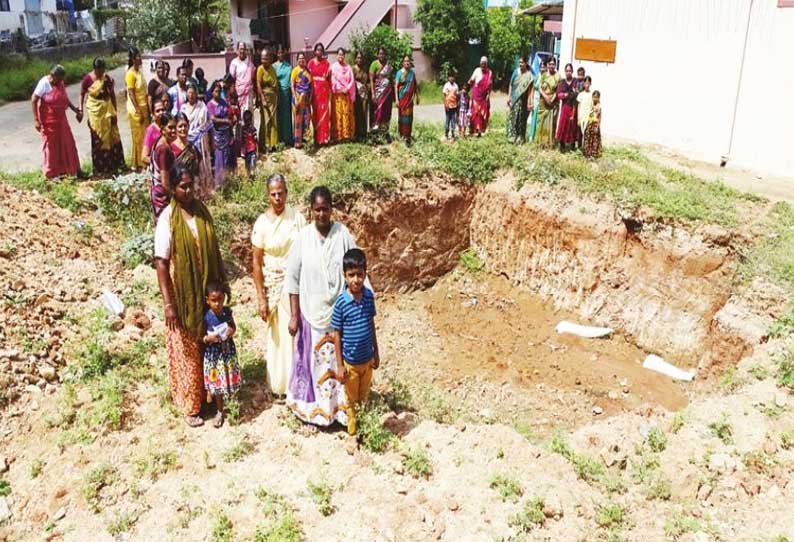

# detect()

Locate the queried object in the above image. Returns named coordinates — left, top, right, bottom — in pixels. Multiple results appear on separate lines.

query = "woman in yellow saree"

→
left=256, top=49, right=279, bottom=153
left=80, top=57, right=125, bottom=175
left=125, top=47, right=150, bottom=171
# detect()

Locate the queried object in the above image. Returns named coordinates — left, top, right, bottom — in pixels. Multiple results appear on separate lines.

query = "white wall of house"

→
left=0, top=0, right=59, bottom=36
left=559, top=0, right=794, bottom=177
left=287, top=0, right=339, bottom=53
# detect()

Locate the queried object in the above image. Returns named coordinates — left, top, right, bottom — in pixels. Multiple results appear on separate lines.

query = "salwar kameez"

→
left=251, top=206, right=306, bottom=395
left=125, top=67, right=150, bottom=170
left=331, top=61, right=355, bottom=143
left=256, top=64, right=279, bottom=152
left=274, top=61, right=294, bottom=146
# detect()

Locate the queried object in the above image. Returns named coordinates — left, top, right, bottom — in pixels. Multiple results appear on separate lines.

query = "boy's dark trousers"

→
left=445, top=108, right=459, bottom=138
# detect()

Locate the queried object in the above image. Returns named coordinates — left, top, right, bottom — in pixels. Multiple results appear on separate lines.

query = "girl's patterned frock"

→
left=203, top=307, right=242, bottom=397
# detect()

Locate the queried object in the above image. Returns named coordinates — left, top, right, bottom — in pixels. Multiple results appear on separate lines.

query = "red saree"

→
left=308, top=58, right=331, bottom=145
left=470, top=68, right=492, bottom=135
left=38, top=79, right=80, bottom=178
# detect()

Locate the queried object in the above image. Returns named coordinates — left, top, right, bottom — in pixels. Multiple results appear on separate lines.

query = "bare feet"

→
left=185, top=415, right=204, bottom=427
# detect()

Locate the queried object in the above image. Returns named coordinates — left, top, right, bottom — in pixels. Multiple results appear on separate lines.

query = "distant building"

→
left=558, top=0, right=794, bottom=177
left=0, top=0, right=73, bottom=37
left=229, top=0, right=431, bottom=79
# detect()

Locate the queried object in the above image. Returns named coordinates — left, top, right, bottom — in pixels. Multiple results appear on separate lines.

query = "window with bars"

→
left=0, top=0, right=10, bottom=12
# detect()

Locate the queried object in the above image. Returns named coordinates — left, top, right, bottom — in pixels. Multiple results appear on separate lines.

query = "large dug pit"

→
left=337, top=179, right=761, bottom=422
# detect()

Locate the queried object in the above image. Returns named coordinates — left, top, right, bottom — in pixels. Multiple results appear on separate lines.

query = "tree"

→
left=349, top=24, right=414, bottom=66
left=125, top=0, right=229, bottom=52
left=486, top=1, right=543, bottom=88
left=414, top=0, right=489, bottom=79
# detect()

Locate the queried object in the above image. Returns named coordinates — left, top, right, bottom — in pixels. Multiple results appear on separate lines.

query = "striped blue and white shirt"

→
left=331, top=287, right=376, bottom=365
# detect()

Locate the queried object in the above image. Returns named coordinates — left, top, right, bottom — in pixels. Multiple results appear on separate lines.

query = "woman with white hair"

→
left=468, top=56, right=492, bottom=136
left=31, top=64, right=82, bottom=178
left=229, top=41, right=255, bottom=113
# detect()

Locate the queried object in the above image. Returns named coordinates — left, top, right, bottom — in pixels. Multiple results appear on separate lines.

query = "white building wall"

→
left=559, top=0, right=794, bottom=177
left=0, top=0, right=59, bottom=35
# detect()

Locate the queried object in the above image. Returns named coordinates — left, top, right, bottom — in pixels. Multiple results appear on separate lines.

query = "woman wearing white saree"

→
left=285, top=186, right=358, bottom=427
left=251, top=174, right=306, bottom=399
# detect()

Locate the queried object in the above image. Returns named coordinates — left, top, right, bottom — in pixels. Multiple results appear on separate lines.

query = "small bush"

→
left=489, top=474, right=523, bottom=502
left=82, top=464, right=117, bottom=513
left=401, top=445, right=433, bottom=479
left=646, top=427, right=668, bottom=453
left=120, top=233, right=155, bottom=269
left=719, top=366, right=745, bottom=392
left=596, top=503, right=627, bottom=529
left=307, top=480, right=335, bottom=517
left=664, top=511, right=701, bottom=540
left=459, top=247, right=484, bottom=273
left=670, top=412, right=686, bottom=434
left=107, top=510, right=137, bottom=536
left=510, top=497, right=546, bottom=532
left=0, top=479, right=11, bottom=497
left=382, top=377, right=414, bottom=412
left=768, top=309, right=794, bottom=339
left=778, top=349, right=794, bottom=390
left=781, top=430, right=794, bottom=450
left=708, top=415, right=734, bottom=445
left=222, top=434, right=257, bottom=463
left=254, top=488, right=304, bottom=542
left=93, top=172, right=152, bottom=233
left=356, top=401, right=395, bottom=453
left=645, top=476, right=672, bottom=501
left=29, top=459, right=44, bottom=479
left=135, top=449, right=177, bottom=481
left=211, top=512, right=234, bottom=542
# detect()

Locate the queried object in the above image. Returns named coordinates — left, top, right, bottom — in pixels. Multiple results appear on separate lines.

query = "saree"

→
left=330, top=61, right=355, bottom=143
left=230, top=56, right=255, bottom=113
left=256, top=64, right=279, bottom=152
left=470, top=67, right=492, bottom=135
left=274, top=60, right=293, bottom=146
left=352, top=64, right=369, bottom=140
left=308, top=58, right=331, bottom=145
left=529, top=72, right=541, bottom=142
left=207, top=98, right=234, bottom=189
left=395, top=67, right=417, bottom=141
left=290, top=66, right=312, bottom=148
left=534, top=72, right=560, bottom=149
left=125, top=67, right=150, bottom=169
left=286, top=222, right=359, bottom=427
left=182, top=100, right=214, bottom=198
left=370, top=60, right=393, bottom=132
left=158, top=198, right=227, bottom=416
left=149, top=141, right=174, bottom=220
left=36, top=77, right=80, bottom=178
left=250, top=206, right=306, bottom=395
left=82, top=74, right=125, bottom=175
left=556, top=78, right=578, bottom=145
left=507, top=68, right=533, bottom=144
left=583, top=104, right=602, bottom=159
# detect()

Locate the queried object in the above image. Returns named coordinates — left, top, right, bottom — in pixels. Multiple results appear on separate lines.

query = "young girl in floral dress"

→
left=202, top=281, right=242, bottom=427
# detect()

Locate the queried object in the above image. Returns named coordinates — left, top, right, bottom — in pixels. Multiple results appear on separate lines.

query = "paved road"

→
left=0, top=66, right=132, bottom=174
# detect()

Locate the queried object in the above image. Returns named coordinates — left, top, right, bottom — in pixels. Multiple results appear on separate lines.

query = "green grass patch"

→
left=708, top=415, right=734, bottom=445
left=211, top=511, right=234, bottom=542
left=459, top=247, right=484, bottom=273
left=778, top=348, right=794, bottom=390
left=510, top=497, right=546, bottom=532
left=0, top=479, right=11, bottom=497
left=738, top=201, right=794, bottom=291
left=0, top=170, right=84, bottom=212
left=0, top=53, right=126, bottom=103
left=646, top=427, right=668, bottom=453
left=356, top=400, right=396, bottom=453
left=489, top=473, right=523, bottom=502
left=82, top=464, right=118, bottom=513
left=401, top=444, right=433, bottom=479
left=596, top=502, right=627, bottom=529
left=307, top=479, right=335, bottom=517
left=254, top=488, right=304, bottom=542
left=222, top=433, right=257, bottom=463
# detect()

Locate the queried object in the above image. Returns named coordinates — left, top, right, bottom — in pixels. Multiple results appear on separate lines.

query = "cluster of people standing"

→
left=154, top=166, right=378, bottom=435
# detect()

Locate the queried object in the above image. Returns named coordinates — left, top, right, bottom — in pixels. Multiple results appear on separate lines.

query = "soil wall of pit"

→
left=469, top=179, right=752, bottom=367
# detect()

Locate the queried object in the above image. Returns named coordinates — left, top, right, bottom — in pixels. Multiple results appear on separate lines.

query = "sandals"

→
left=213, top=412, right=225, bottom=428
left=185, top=415, right=204, bottom=427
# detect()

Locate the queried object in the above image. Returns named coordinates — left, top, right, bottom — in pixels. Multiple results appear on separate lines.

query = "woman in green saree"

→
left=273, top=45, right=293, bottom=146
left=534, top=57, right=560, bottom=149
left=506, top=56, right=534, bottom=144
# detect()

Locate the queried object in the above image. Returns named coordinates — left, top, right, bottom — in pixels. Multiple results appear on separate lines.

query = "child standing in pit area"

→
left=241, top=110, right=257, bottom=177
left=332, top=248, right=379, bottom=437
left=442, top=72, right=459, bottom=140
left=203, top=281, right=242, bottom=428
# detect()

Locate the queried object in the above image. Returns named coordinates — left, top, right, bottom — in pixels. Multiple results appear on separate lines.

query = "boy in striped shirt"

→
left=332, top=248, right=380, bottom=436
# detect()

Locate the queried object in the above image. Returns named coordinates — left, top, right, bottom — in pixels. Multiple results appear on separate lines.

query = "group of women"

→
left=154, top=164, right=359, bottom=429
left=255, top=43, right=420, bottom=148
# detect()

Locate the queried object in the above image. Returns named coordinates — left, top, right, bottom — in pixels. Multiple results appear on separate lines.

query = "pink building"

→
left=229, top=0, right=431, bottom=79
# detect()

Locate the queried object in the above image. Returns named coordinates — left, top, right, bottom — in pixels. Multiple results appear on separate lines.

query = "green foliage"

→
left=120, top=233, right=155, bottom=269
left=254, top=489, right=304, bottom=542
left=719, top=366, right=745, bottom=392
left=307, top=479, right=335, bottom=517
left=549, top=433, right=608, bottom=486
left=82, top=464, right=118, bottom=513
left=748, top=364, right=771, bottom=381
left=670, top=412, right=686, bottom=434
left=222, top=434, right=257, bottom=462
left=0, top=480, right=10, bottom=497
left=646, top=428, right=668, bottom=452
left=135, top=448, right=177, bottom=481
left=401, top=444, right=433, bottom=479
left=738, top=201, right=794, bottom=291
left=417, top=385, right=454, bottom=423
left=349, top=24, right=414, bottom=66
left=781, top=430, right=794, bottom=450
left=320, top=144, right=397, bottom=194
left=29, top=459, right=44, bottom=479
left=356, top=401, right=395, bottom=453
left=596, top=503, right=627, bottom=529
left=0, top=53, right=125, bottom=103
left=489, top=473, right=523, bottom=502
left=645, top=476, right=672, bottom=501
left=417, top=80, right=443, bottom=104
left=778, top=348, right=794, bottom=390
left=93, top=172, right=152, bottom=234
left=664, top=511, right=701, bottom=540
left=126, top=0, right=228, bottom=52
left=768, top=308, right=794, bottom=339
left=211, top=511, right=234, bottom=542
left=0, top=170, right=84, bottom=211
left=486, top=4, right=539, bottom=88
left=415, top=0, right=489, bottom=77
left=382, top=377, right=414, bottom=412
left=510, top=497, right=546, bottom=532
left=460, top=247, right=484, bottom=273
left=107, top=510, right=137, bottom=537
left=708, top=415, right=734, bottom=445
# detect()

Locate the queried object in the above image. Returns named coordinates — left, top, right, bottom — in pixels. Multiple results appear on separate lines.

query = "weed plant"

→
left=401, top=444, right=433, bottom=479
left=489, top=474, right=523, bottom=502
left=510, top=497, right=546, bottom=532
left=307, top=479, right=335, bottom=516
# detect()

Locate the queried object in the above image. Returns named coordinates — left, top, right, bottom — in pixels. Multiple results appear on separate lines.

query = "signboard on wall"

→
left=575, top=38, right=617, bottom=63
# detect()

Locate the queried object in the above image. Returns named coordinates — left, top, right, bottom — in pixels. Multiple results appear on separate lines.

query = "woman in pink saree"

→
left=468, top=56, right=492, bottom=136
left=308, top=43, right=332, bottom=146
left=229, top=42, right=255, bottom=114
left=31, top=64, right=82, bottom=178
